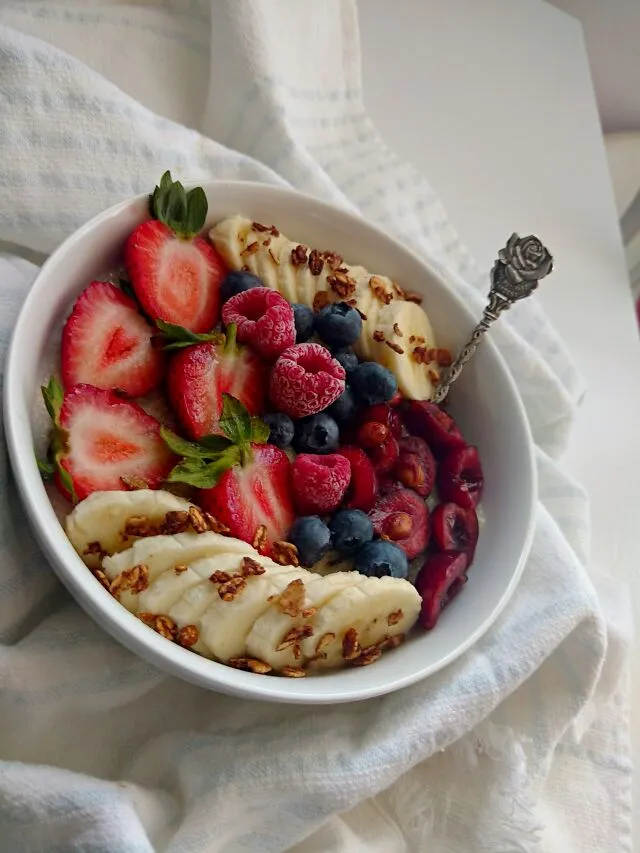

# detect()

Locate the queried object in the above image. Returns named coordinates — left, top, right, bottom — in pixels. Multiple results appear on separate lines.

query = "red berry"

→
left=125, top=220, right=226, bottom=332
left=437, top=445, right=484, bottom=508
left=222, top=288, right=295, bottom=361
left=199, top=443, right=295, bottom=556
left=368, top=487, right=429, bottom=559
left=368, top=435, right=399, bottom=474
left=61, top=281, right=164, bottom=397
left=359, top=403, right=403, bottom=438
left=292, top=453, right=351, bottom=514
left=398, top=435, right=433, bottom=461
left=269, top=343, right=346, bottom=419
left=431, top=502, right=479, bottom=561
left=394, top=449, right=435, bottom=497
left=388, top=389, right=403, bottom=408
left=401, top=400, right=465, bottom=456
left=415, top=551, right=468, bottom=630
left=56, top=384, right=176, bottom=501
left=167, top=332, right=267, bottom=440
left=339, top=446, right=378, bottom=512
left=356, top=421, right=389, bottom=448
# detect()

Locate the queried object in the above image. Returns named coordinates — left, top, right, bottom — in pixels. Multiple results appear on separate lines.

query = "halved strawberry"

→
left=125, top=172, right=227, bottom=332
left=166, top=324, right=267, bottom=440
left=61, top=281, right=164, bottom=397
left=39, top=380, right=176, bottom=502
left=199, top=443, right=295, bottom=556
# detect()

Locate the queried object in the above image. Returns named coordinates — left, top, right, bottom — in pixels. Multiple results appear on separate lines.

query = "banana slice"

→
left=136, top=566, right=204, bottom=616
left=245, top=571, right=360, bottom=670
left=301, top=574, right=421, bottom=669
left=103, top=532, right=255, bottom=611
left=66, top=489, right=194, bottom=568
left=366, top=298, right=439, bottom=400
left=198, top=568, right=313, bottom=662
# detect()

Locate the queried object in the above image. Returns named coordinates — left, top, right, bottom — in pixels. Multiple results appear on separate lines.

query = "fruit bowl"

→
left=3, top=181, right=536, bottom=703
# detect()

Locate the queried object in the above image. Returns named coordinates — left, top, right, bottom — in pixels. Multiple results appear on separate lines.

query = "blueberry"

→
left=333, top=348, right=359, bottom=374
left=288, top=516, right=331, bottom=567
left=315, top=302, right=362, bottom=348
left=263, top=412, right=295, bottom=448
left=327, top=386, right=357, bottom=422
left=292, top=303, right=315, bottom=343
left=354, top=539, right=408, bottom=579
left=329, top=509, right=374, bottom=557
left=220, top=270, right=264, bottom=303
left=350, top=362, right=398, bottom=406
left=293, top=412, right=340, bottom=454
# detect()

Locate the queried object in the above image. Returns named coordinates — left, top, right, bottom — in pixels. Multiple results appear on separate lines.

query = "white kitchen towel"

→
left=0, top=2, right=633, bottom=852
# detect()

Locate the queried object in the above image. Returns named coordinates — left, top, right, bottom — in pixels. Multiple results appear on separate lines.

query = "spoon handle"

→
left=431, top=233, right=554, bottom=405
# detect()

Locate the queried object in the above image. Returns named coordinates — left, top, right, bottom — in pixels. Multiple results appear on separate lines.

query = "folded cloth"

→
left=0, top=2, right=632, bottom=852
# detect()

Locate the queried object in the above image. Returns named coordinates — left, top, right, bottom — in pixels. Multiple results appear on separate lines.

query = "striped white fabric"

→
left=0, top=2, right=632, bottom=851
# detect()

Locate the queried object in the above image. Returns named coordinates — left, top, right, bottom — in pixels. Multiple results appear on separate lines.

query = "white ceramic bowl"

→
left=3, top=182, right=536, bottom=703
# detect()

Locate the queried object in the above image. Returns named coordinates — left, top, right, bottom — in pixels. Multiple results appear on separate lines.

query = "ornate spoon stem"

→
left=431, top=233, right=554, bottom=404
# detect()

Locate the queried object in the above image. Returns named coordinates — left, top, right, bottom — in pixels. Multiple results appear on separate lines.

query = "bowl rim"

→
left=3, top=180, right=537, bottom=704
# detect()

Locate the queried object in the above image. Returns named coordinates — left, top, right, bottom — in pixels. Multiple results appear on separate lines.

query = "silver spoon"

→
left=431, top=233, right=554, bottom=404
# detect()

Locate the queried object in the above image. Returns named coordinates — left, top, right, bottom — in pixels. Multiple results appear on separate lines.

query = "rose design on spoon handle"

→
left=431, top=234, right=554, bottom=405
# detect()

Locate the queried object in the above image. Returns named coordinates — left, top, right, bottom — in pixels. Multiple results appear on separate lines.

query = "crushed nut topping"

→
left=177, top=624, right=199, bottom=648
left=120, top=475, right=149, bottom=490
left=373, top=330, right=385, bottom=343
left=240, top=556, right=266, bottom=577
left=161, top=510, right=190, bottom=535
left=327, top=271, right=356, bottom=298
left=240, top=241, right=260, bottom=256
left=277, top=579, right=305, bottom=617
left=204, top=512, right=230, bottom=534
left=251, top=221, right=279, bottom=236
left=312, top=291, right=331, bottom=313
left=174, top=564, right=189, bottom=575
left=387, top=609, right=404, bottom=626
left=262, top=237, right=272, bottom=248
left=404, top=290, right=423, bottom=304
left=315, top=632, right=336, bottom=653
left=271, top=540, right=300, bottom=567
left=411, top=346, right=429, bottom=364
left=83, top=541, right=107, bottom=560
left=218, top=575, right=247, bottom=601
left=188, top=505, right=209, bottom=534
left=93, top=569, right=111, bottom=592
left=369, top=275, right=393, bottom=304
left=436, top=348, right=453, bottom=367
left=377, top=633, right=406, bottom=651
left=319, top=250, right=343, bottom=271
left=308, top=248, right=324, bottom=275
left=280, top=666, right=306, bottom=678
left=342, top=627, right=361, bottom=661
left=291, top=244, right=308, bottom=266
left=110, top=563, right=149, bottom=597
left=385, top=340, right=404, bottom=355
left=138, top=611, right=156, bottom=626
left=268, top=248, right=280, bottom=265
left=276, top=624, right=313, bottom=652
left=252, top=524, right=267, bottom=551
left=393, top=323, right=403, bottom=337
left=124, top=516, right=159, bottom=538
left=392, top=281, right=407, bottom=299
left=352, top=645, right=382, bottom=666
left=154, top=615, right=178, bottom=641
left=301, top=607, right=317, bottom=618
left=209, top=570, right=233, bottom=584
left=229, top=656, right=273, bottom=674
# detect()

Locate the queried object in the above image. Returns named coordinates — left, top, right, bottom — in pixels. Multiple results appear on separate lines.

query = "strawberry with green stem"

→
left=162, top=395, right=295, bottom=556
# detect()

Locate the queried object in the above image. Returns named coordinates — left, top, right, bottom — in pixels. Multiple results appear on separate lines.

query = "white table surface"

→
left=359, top=0, right=638, bottom=839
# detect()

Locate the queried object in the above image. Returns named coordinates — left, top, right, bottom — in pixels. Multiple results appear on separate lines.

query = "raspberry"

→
left=222, top=288, right=295, bottom=361
left=269, top=343, right=346, bottom=418
left=292, top=453, right=351, bottom=514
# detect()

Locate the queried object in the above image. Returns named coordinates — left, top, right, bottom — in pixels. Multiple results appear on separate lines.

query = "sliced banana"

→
left=66, top=489, right=194, bottom=568
left=246, top=571, right=360, bottom=670
left=301, top=574, right=421, bottom=669
left=198, top=568, right=312, bottom=662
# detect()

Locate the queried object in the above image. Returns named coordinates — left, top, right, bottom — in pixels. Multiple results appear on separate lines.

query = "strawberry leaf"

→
left=219, top=394, right=251, bottom=445
left=37, top=458, right=54, bottom=477
left=198, top=434, right=235, bottom=453
left=156, top=319, right=223, bottom=351
left=149, top=172, right=206, bottom=240
left=41, top=376, right=64, bottom=423
left=57, top=464, right=78, bottom=504
left=185, top=187, right=208, bottom=235
left=166, top=447, right=240, bottom=488
left=160, top=426, right=231, bottom=458
left=250, top=417, right=270, bottom=445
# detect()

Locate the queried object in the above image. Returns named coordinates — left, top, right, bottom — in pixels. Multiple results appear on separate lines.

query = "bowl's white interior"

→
left=4, top=182, right=536, bottom=703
